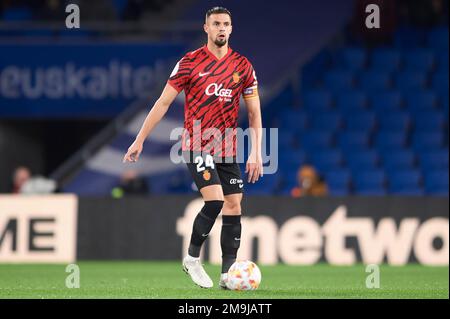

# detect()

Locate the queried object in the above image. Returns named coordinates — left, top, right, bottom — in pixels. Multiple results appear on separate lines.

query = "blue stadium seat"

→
left=338, top=48, right=367, bottom=70
left=354, top=170, right=387, bottom=195
left=403, top=49, right=435, bottom=72
left=323, top=169, right=351, bottom=195
left=344, top=111, right=377, bottom=131
left=346, top=150, right=380, bottom=170
left=278, top=131, right=297, bottom=149
left=382, top=150, right=416, bottom=171
left=378, top=112, right=411, bottom=131
left=406, top=91, right=438, bottom=111
left=278, top=150, right=307, bottom=168
left=432, top=72, right=449, bottom=96
left=374, top=131, right=407, bottom=150
left=424, top=170, right=449, bottom=195
left=1, top=7, right=32, bottom=21
left=437, top=51, right=449, bottom=70
left=278, top=110, right=309, bottom=131
left=413, top=111, right=446, bottom=131
left=336, top=91, right=368, bottom=112
left=323, top=70, right=355, bottom=92
left=299, top=131, right=334, bottom=151
left=311, top=112, right=343, bottom=131
left=370, top=91, right=403, bottom=112
left=303, top=89, right=333, bottom=110
left=338, top=131, right=370, bottom=151
left=411, top=132, right=445, bottom=151
left=427, top=27, right=449, bottom=50
left=309, top=149, right=344, bottom=171
left=394, top=27, right=425, bottom=48
left=371, top=48, right=401, bottom=72
left=388, top=170, right=422, bottom=191
left=395, top=71, right=427, bottom=91
left=419, top=150, right=449, bottom=170
left=359, top=71, right=391, bottom=92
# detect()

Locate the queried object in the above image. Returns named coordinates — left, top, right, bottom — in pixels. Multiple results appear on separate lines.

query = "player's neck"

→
left=206, top=42, right=229, bottom=60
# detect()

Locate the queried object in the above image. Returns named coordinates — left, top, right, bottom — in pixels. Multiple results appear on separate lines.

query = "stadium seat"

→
left=303, top=89, right=333, bottom=110
left=394, top=27, right=425, bottom=48
left=278, top=131, right=297, bottom=149
left=311, top=112, right=343, bottom=131
left=378, top=112, right=411, bottom=131
left=432, top=72, right=449, bottom=96
left=371, top=48, right=401, bottom=72
left=406, top=91, right=438, bottom=111
left=388, top=170, right=422, bottom=190
left=382, top=150, right=416, bottom=171
left=424, top=170, right=449, bottom=195
left=299, top=131, right=334, bottom=151
left=427, top=27, right=449, bottom=50
left=336, top=91, right=368, bottom=112
left=395, top=71, right=427, bottom=91
left=411, top=132, right=445, bottom=151
left=309, top=149, right=344, bottom=171
left=278, top=150, right=307, bottom=168
left=1, top=7, right=32, bottom=21
left=278, top=110, right=309, bottom=131
left=346, top=150, right=380, bottom=170
left=418, top=150, right=449, bottom=170
left=354, top=169, right=387, bottom=195
left=436, top=51, right=449, bottom=70
left=344, top=111, right=377, bottom=131
left=323, top=169, right=351, bottom=195
left=374, top=131, right=407, bottom=150
left=338, top=131, right=371, bottom=151
left=403, top=49, right=435, bottom=72
left=323, top=70, right=355, bottom=92
left=359, top=71, right=391, bottom=92
left=370, top=91, right=403, bottom=112
left=413, top=111, right=446, bottom=131
left=338, top=48, right=367, bottom=70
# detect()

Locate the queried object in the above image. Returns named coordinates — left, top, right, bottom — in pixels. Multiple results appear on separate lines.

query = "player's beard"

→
left=214, top=36, right=227, bottom=47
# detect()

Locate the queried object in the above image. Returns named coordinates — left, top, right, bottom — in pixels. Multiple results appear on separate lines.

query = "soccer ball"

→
left=226, top=260, right=262, bottom=291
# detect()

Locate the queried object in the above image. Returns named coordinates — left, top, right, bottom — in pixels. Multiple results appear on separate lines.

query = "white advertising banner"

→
left=0, top=194, right=78, bottom=263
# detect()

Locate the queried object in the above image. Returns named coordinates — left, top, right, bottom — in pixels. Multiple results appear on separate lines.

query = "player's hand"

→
left=246, top=152, right=263, bottom=183
left=123, top=140, right=143, bottom=163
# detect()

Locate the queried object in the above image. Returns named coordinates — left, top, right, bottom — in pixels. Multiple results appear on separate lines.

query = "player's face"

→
left=204, top=14, right=232, bottom=47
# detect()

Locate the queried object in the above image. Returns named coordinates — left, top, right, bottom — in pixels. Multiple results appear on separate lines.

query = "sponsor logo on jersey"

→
left=205, top=83, right=233, bottom=98
left=203, top=170, right=211, bottom=181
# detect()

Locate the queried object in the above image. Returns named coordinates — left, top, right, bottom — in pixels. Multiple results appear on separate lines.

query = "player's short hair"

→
left=205, top=6, right=232, bottom=22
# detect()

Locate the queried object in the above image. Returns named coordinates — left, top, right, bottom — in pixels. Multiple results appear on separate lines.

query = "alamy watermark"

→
left=365, top=264, right=380, bottom=289
left=65, top=263, right=80, bottom=288
left=168, top=122, right=279, bottom=175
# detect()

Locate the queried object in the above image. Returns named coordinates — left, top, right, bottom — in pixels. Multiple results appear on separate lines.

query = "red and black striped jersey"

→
left=167, top=45, right=258, bottom=158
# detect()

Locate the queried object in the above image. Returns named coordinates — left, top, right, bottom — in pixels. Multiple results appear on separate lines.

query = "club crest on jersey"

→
left=203, top=170, right=211, bottom=181
left=233, top=72, right=240, bottom=83
left=205, top=83, right=233, bottom=98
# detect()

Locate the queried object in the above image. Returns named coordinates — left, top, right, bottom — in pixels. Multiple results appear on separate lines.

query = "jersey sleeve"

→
left=242, top=60, right=259, bottom=100
left=167, top=55, right=191, bottom=93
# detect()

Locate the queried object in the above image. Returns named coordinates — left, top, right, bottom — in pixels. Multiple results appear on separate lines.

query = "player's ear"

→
left=203, top=23, right=208, bottom=34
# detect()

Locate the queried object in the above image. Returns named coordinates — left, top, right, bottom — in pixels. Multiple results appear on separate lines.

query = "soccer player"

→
left=123, top=6, right=263, bottom=289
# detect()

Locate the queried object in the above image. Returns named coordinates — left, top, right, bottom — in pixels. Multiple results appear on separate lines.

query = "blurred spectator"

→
left=11, top=166, right=31, bottom=193
left=290, top=165, right=328, bottom=197
left=111, top=170, right=149, bottom=197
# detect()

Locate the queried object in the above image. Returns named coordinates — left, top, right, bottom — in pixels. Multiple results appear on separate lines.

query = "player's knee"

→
left=201, top=200, right=224, bottom=220
left=223, top=198, right=241, bottom=214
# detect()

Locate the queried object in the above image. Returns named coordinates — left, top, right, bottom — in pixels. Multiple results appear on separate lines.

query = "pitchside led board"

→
left=0, top=43, right=184, bottom=118
left=0, top=195, right=78, bottom=263
left=1, top=195, right=447, bottom=265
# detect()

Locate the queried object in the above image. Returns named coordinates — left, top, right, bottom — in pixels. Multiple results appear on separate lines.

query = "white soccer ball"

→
left=226, top=260, right=262, bottom=291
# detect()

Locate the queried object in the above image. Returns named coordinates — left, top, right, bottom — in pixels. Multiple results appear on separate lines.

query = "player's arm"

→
left=244, top=95, right=263, bottom=183
left=123, top=83, right=179, bottom=163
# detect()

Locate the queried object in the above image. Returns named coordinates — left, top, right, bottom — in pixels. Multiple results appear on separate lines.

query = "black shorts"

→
left=183, top=151, right=244, bottom=195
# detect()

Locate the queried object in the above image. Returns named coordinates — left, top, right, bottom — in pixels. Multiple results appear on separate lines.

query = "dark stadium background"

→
left=0, top=0, right=448, bottom=299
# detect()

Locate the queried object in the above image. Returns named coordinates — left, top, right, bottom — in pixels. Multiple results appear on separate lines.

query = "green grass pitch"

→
left=0, top=262, right=447, bottom=299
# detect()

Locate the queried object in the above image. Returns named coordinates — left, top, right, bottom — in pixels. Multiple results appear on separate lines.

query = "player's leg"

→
left=216, top=162, right=244, bottom=288
left=183, top=152, right=224, bottom=288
